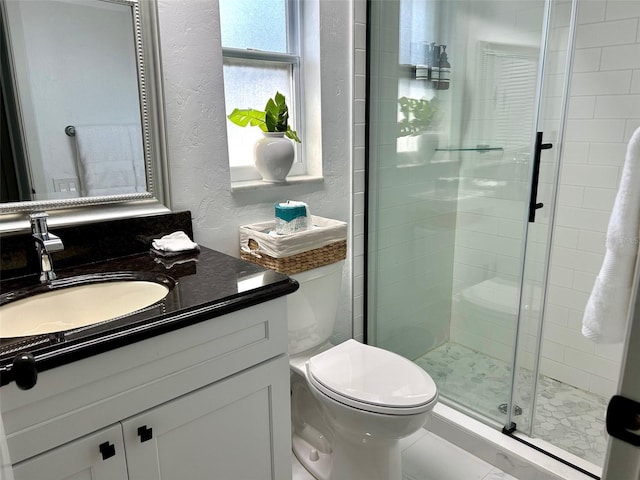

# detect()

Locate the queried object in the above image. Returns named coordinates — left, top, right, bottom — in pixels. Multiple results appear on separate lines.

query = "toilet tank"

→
left=287, top=260, right=345, bottom=355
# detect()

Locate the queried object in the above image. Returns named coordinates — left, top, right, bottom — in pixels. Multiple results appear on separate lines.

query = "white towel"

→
left=152, top=231, right=199, bottom=255
left=582, top=126, right=640, bottom=343
left=74, top=124, right=146, bottom=196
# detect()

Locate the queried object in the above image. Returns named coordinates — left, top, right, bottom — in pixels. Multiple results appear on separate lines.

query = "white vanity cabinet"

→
left=12, top=424, right=128, bottom=480
left=3, top=298, right=292, bottom=480
left=123, top=356, right=288, bottom=479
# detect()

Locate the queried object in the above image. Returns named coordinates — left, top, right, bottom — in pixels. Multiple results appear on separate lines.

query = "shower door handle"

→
left=528, top=132, right=552, bottom=223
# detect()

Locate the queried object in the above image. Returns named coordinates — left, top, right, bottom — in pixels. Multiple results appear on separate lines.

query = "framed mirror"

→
left=0, top=0, right=169, bottom=228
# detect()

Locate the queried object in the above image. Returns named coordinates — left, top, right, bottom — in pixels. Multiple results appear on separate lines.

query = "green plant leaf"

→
left=275, top=91, right=287, bottom=109
left=265, top=112, right=277, bottom=132
left=396, top=96, right=440, bottom=137
left=228, top=92, right=301, bottom=142
left=266, top=92, right=290, bottom=132
left=227, top=109, right=267, bottom=131
left=286, top=127, right=301, bottom=143
left=264, top=98, right=277, bottom=116
left=264, top=98, right=281, bottom=132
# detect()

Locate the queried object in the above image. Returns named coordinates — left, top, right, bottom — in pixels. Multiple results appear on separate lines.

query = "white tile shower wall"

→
left=539, top=0, right=639, bottom=398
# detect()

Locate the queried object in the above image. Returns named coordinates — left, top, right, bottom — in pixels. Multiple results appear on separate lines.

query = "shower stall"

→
left=366, top=0, right=636, bottom=474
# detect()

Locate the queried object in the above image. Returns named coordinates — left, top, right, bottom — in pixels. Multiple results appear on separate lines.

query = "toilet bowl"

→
left=288, top=261, right=438, bottom=480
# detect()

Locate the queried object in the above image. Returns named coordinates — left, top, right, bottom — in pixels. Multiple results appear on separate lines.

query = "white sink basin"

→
left=0, top=277, right=171, bottom=338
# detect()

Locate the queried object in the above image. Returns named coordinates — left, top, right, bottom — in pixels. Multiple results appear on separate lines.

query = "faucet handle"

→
left=29, top=211, right=49, bottom=223
left=40, top=234, right=64, bottom=252
left=29, top=212, right=57, bottom=240
left=29, top=212, right=49, bottom=232
left=30, top=211, right=63, bottom=251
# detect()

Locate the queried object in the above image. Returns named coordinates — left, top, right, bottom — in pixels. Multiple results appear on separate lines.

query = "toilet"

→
left=288, top=260, right=438, bottom=480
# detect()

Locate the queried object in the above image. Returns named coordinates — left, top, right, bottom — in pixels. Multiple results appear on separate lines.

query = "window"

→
left=219, top=0, right=305, bottom=182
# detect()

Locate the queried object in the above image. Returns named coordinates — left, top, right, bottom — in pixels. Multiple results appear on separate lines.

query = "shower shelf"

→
left=435, top=146, right=504, bottom=152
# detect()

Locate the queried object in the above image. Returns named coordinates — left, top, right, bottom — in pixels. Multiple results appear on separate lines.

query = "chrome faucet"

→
left=29, top=212, right=64, bottom=283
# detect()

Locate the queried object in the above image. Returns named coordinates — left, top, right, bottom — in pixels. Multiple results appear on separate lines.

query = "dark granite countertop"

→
left=0, top=246, right=298, bottom=387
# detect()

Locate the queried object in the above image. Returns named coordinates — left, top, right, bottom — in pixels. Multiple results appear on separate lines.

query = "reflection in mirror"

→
left=1, top=0, right=165, bottom=213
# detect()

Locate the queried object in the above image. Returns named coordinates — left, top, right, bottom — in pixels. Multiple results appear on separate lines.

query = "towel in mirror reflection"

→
left=73, top=125, right=146, bottom=196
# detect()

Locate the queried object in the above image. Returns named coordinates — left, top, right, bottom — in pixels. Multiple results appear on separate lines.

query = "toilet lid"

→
left=307, top=340, right=438, bottom=415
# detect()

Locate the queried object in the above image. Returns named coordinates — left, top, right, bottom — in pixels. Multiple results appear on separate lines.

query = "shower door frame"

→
left=504, top=0, right=576, bottom=434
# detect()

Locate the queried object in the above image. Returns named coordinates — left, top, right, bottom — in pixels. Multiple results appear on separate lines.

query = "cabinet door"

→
left=12, top=424, right=127, bottom=480
left=123, top=355, right=292, bottom=480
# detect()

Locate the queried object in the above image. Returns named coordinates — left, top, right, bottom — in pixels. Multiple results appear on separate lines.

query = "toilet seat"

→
left=306, top=340, right=438, bottom=415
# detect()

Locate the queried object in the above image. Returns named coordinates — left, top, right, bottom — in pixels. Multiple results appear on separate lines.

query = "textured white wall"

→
left=156, top=0, right=354, bottom=342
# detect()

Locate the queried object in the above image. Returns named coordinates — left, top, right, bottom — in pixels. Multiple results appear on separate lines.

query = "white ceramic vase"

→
left=416, top=131, right=439, bottom=163
left=396, top=131, right=439, bottom=165
left=254, top=132, right=294, bottom=183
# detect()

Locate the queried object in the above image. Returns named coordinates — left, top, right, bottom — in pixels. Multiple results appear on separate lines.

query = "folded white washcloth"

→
left=151, top=231, right=199, bottom=255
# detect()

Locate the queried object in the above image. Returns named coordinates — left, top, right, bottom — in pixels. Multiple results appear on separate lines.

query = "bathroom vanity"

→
left=0, top=213, right=297, bottom=480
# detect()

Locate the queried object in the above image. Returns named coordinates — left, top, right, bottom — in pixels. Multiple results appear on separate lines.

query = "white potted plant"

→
left=227, top=92, right=301, bottom=183
left=397, top=96, right=441, bottom=164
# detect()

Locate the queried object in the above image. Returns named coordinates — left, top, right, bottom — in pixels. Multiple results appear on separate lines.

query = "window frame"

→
left=221, top=0, right=306, bottom=183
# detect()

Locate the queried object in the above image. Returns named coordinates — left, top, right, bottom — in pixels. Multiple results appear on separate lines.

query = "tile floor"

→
left=291, top=428, right=518, bottom=480
left=416, top=342, right=608, bottom=466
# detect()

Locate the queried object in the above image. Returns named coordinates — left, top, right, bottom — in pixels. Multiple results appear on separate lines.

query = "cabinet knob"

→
left=99, top=442, right=116, bottom=460
left=12, top=352, right=37, bottom=390
left=137, top=425, right=153, bottom=442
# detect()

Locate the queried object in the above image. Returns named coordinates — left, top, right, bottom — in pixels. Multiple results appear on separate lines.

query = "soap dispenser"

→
left=437, top=45, right=451, bottom=90
left=430, top=43, right=441, bottom=84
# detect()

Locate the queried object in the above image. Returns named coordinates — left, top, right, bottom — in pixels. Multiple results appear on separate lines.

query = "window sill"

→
left=231, top=175, right=324, bottom=192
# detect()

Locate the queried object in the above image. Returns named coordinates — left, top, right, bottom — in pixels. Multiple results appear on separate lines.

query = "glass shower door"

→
left=507, top=0, right=578, bottom=438
left=367, top=0, right=555, bottom=427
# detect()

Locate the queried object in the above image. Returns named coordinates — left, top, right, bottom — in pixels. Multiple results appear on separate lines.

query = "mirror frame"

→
left=0, top=0, right=170, bottom=232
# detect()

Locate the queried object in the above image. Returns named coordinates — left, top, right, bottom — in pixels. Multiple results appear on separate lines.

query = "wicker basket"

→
left=241, top=239, right=346, bottom=275
left=239, top=216, right=347, bottom=275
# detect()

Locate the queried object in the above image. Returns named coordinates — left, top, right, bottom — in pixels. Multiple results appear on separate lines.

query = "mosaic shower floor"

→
left=415, top=342, right=608, bottom=466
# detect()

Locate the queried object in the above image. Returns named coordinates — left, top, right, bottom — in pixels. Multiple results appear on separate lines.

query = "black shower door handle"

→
left=528, top=132, right=552, bottom=223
